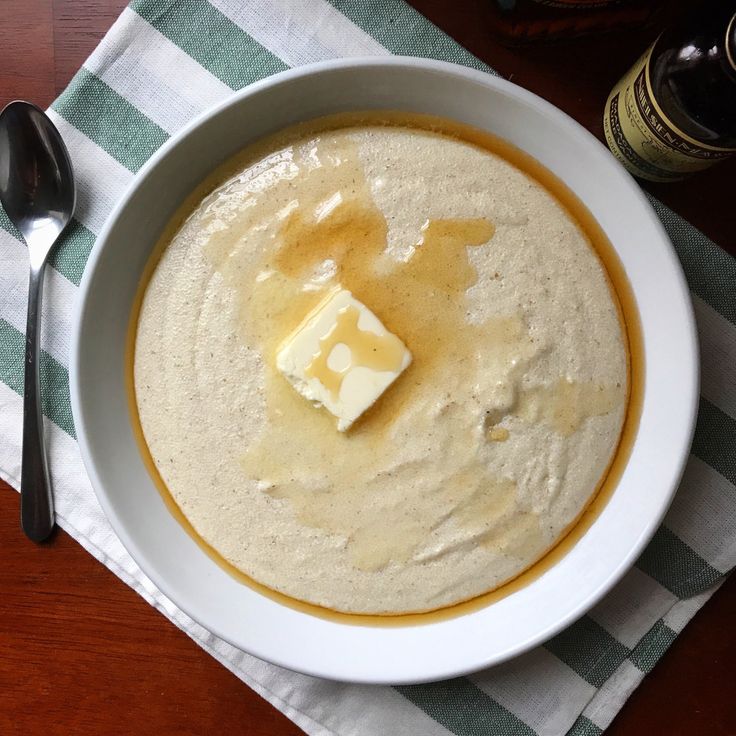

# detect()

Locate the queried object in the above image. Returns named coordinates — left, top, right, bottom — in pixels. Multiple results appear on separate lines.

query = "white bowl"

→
left=70, top=58, right=698, bottom=684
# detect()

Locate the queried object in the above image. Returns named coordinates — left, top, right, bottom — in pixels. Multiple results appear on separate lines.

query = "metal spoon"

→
left=0, top=101, right=75, bottom=542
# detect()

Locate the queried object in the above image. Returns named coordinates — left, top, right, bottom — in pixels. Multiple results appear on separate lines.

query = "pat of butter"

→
left=276, top=287, right=412, bottom=431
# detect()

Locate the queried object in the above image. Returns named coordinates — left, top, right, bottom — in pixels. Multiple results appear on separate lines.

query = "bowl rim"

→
left=70, top=56, right=699, bottom=684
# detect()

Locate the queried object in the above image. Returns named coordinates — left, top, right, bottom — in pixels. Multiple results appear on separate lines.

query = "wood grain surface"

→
left=1, top=1, right=734, bottom=735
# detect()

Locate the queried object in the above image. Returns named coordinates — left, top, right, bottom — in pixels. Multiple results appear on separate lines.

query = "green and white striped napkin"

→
left=1, top=1, right=735, bottom=734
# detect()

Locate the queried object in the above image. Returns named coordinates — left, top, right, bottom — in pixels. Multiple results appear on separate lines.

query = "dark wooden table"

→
left=1, top=2, right=734, bottom=735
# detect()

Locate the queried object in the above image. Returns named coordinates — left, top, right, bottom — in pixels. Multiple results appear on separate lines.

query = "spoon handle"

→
left=21, top=259, right=55, bottom=542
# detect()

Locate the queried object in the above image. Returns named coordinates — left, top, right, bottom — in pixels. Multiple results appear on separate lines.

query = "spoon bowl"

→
left=0, top=102, right=74, bottom=252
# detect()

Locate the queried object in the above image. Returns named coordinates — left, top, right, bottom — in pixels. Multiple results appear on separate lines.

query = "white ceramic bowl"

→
left=70, top=58, right=698, bottom=684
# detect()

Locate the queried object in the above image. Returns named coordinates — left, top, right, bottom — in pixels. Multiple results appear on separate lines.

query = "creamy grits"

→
left=133, top=116, right=629, bottom=614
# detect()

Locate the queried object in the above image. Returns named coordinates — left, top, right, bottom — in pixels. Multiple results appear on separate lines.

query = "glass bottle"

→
left=603, top=1, right=736, bottom=181
left=488, top=0, right=664, bottom=45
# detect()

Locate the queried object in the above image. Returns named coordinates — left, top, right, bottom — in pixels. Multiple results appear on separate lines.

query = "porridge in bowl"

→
left=132, top=114, right=635, bottom=615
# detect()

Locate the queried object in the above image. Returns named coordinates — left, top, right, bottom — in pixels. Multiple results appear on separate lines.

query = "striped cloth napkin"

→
left=1, top=1, right=735, bottom=734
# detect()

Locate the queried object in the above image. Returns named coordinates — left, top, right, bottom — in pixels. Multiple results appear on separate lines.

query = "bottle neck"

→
left=726, top=13, right=736, bottom=78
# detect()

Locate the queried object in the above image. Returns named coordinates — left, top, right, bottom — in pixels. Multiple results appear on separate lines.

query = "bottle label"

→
left=603, top=42, right=736, bottom=182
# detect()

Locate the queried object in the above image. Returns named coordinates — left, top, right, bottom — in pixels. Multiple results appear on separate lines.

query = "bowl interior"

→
left=71, top=58, right=698, bottom=684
